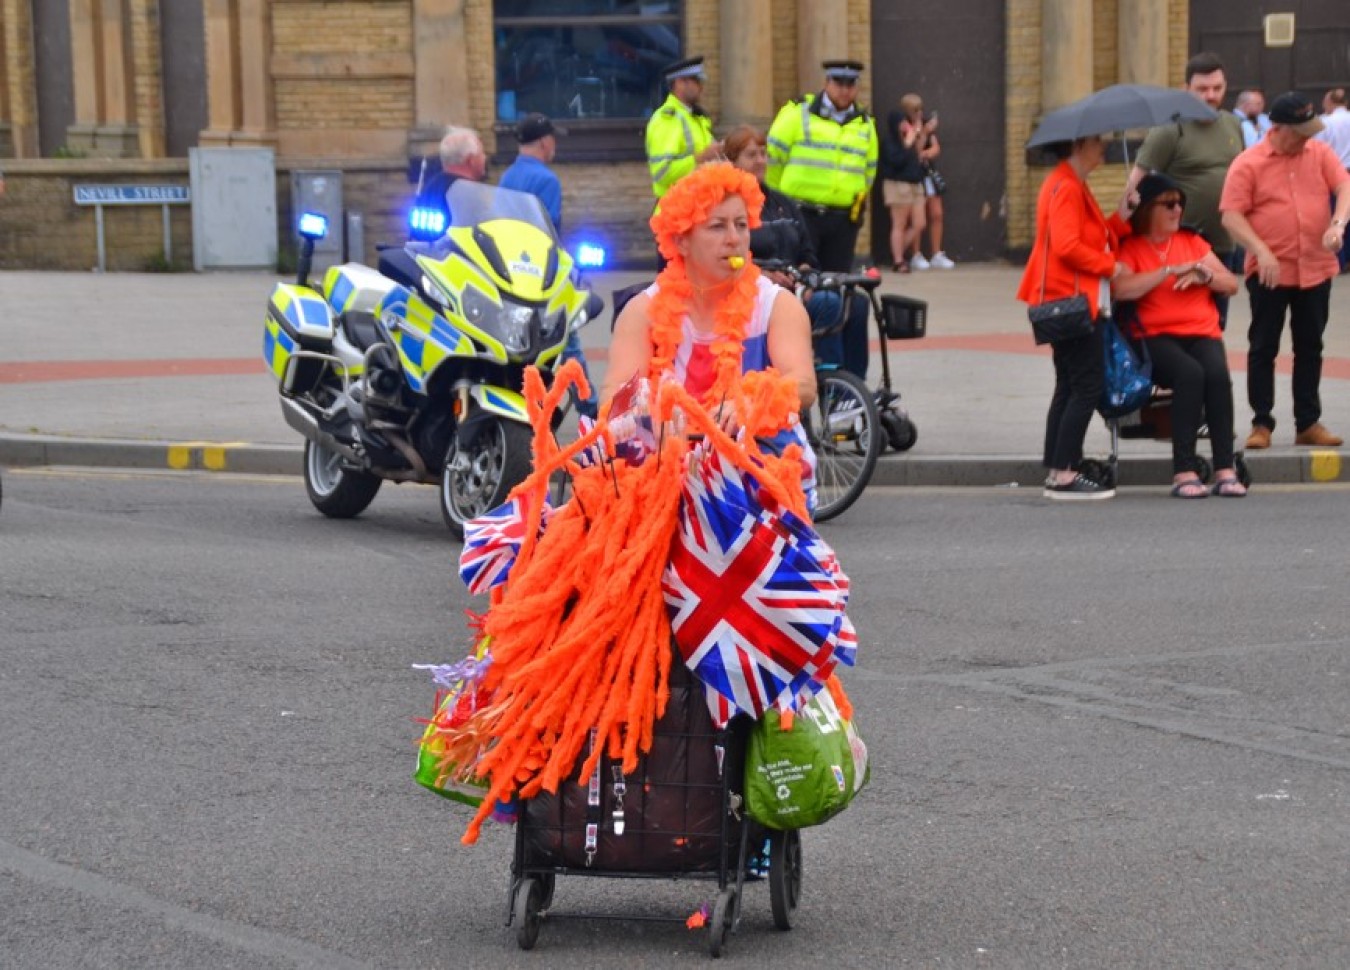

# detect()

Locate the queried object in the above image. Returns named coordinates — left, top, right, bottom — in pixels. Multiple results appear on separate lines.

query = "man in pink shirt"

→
left=1221, top=92, right=1350, bottom=449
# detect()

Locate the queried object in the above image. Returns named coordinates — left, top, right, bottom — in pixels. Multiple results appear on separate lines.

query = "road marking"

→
left=0, top=839, right=370, bottom=969
left=1308, top=450, right=1342, bottom=481
left=0, top=359, right=266, bottom=384
left=855, top=636, right=1350, bottom=771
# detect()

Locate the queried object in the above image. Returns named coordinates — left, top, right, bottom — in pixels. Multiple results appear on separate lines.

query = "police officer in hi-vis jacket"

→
left=645, top=56, right=721, bottom=200
left=766, top=60, right=879, bottom=272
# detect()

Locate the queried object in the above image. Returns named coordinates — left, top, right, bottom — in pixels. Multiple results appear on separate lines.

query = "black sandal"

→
left=1170, top=478, right=1209, bottom=499
left=1211, top=476, right=1247, bottom=498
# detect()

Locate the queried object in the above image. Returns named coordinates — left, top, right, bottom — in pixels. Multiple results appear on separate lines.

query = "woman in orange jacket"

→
left=1017, top=135, right=1134, bottom=500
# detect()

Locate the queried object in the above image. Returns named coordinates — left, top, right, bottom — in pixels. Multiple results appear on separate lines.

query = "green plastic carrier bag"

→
left=744, top=688, right=869, bottom=829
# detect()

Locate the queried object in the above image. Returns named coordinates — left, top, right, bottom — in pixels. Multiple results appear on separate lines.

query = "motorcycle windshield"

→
left=443, top=181, right=558, bottom=243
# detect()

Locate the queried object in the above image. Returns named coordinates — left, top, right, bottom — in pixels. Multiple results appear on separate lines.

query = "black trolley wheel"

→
left=768, top=828, right=802, bottom=930
left=708, top=886, right=738, bottom=958
left=881, top=409, right=918, bottom=452
left=806, top=369, right=881, bottom=522
left=535, top=871, right=555, bottom=910
left=512, top=877, right=544, bottom=951
left=1235, top=453, right=1253, bottom=488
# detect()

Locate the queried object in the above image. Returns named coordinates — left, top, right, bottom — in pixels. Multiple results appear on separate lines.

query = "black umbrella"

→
left=1027, top=83, right=1218, bottom=150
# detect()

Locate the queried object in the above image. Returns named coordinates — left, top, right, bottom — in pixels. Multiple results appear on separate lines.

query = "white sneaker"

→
left=910, top=253, right=931, bottom=271
left=930, top=252, right=956, bottom=269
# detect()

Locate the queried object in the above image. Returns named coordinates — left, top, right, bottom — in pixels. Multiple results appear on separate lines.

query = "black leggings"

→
left=1144, top=334, right=1235, bottom=475
left=1043, top=323, right=1104, bottom=471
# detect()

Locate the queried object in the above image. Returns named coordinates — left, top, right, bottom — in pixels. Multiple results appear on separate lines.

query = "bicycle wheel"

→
left=804, top=369, right=881, bottom=522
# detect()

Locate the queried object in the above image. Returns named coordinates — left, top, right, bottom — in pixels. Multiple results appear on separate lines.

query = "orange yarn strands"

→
left=459, top=362, right=687, bottom=844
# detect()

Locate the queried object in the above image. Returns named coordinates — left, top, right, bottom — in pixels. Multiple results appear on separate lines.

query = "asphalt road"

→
left=1, top=469, right=1347, bottom=968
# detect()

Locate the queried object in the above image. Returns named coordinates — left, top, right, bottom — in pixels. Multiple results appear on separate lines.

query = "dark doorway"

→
left=160, top=0, right=207, bottom=156
left=1191, top=1, right=1349, bottom=105
left=869, top=0, right=1006, bottom=265
left=33, top=0, right=74, bottom=157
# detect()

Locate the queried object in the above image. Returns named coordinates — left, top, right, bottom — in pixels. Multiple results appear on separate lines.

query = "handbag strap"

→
left=1037, top=183, right=1081, bottom=303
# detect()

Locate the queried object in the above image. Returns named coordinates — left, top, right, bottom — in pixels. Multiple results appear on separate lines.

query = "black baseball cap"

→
left=515, top=112, right=567, bottom=144
left=1267, top=92, right=1324, bottom=136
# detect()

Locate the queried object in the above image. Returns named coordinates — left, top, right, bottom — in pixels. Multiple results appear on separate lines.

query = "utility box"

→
left=291, top=170, right=344, bottom=274
left=189, top=147, right=277, bottom=271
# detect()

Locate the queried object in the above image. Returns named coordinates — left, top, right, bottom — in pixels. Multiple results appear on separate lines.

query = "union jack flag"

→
left=663, top=450, right=850, bottom=721
left=458, top=496, right=552, bottom=595
left=741, top=460, right=856, bottom=669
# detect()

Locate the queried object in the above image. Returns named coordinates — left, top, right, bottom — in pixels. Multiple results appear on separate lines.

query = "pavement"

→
left=2, top=262, right=1349, bottom=489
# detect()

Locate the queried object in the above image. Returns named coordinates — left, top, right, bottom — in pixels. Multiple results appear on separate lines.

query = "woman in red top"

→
left=1017, top=135, right=1133, bottom=500
left=1114, top=172, right=1244, bottom=497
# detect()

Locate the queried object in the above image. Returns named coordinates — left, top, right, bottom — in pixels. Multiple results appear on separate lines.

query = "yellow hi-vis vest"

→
left=645, top=93, right=716, bottom=198
left=765, top=93, right=878, bottom=210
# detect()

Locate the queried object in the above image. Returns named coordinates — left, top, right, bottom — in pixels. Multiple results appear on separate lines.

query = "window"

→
left=494, top=1, right=683, bottom=126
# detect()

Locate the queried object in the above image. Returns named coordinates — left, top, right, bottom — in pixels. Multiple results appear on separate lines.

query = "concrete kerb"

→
left=0, top=434, right=301, bottom=477
left=2, top=432, right=1343, bottom=487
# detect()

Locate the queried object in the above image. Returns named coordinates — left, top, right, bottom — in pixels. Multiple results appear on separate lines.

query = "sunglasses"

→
left=1156, top=199, right=1185, bottom=210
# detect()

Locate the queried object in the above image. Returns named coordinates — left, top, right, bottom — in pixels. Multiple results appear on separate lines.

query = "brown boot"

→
left=1245, top=425, right=1272, bottom=450
left=1294, top=423, right=1344, bottom=446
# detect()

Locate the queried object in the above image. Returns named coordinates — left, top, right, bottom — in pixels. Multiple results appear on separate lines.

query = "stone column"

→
left=200, top=0, right=238, bottom=143
left=720, top=0, right=773, bottom=128
left=65, top=0, right=141, bottom=156
left=235, top=0, right=274, bottom=144
left=409, top=0, right=470, bottom=157
left=199, top=0, right=274, bottom=147
left=1, top=0, right=40, bottom=156
left=1118, top=0, right=1169, bottom=87
left=796, top=0, right=848, bottom=96
left=1041, top=0, right=1092, bottom=111
left=67, top=0, right=103, bottom=152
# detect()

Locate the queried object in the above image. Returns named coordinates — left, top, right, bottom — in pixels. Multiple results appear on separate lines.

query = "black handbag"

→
left=1027, top=207, right=1094, bottom=345
left=924, top=165, right=947, bottom=196
left=1029, top=294, right=1092, bottom=345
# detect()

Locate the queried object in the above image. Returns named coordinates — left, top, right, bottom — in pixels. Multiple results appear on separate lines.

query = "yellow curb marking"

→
left=168, top=442, right=250, bottom=472
left=166, top=444, right=195, bottom=469
left=1308, top=450, right=1341, bottom=482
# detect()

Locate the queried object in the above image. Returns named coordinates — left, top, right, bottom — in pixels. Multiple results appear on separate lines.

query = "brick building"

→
left=1, top=2, right=1346, bottom=270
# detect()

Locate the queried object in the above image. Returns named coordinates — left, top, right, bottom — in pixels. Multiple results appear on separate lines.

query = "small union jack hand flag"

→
left=458, top=496, right=552, bottom=595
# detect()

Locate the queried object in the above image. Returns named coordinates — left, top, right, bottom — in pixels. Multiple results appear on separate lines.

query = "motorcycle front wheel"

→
left=440, top=417, right=534, bottom=539
left=303, top=439, right=382, bottom=518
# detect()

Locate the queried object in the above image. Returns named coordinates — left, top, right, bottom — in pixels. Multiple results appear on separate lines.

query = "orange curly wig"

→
left=649, top=161, right=764, bottom=263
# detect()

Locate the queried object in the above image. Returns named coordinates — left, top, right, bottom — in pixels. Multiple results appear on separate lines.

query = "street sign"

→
left=72, top=185, right=192, bottom=272
left=73, top=184, right=191, bottom=206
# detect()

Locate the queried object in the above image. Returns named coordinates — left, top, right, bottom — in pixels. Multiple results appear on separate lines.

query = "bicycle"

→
left=757, top=261, right=924, bottom=521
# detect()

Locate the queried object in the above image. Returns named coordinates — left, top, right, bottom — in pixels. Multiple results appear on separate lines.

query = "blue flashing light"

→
left=576, top=242, right=607, bottom=269
left=409, top=206, right=447, bottom=240
left=297, top=212, right=328, bottom=241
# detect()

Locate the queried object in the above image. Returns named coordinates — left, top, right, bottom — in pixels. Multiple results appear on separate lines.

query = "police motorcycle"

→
left=263, top=180, right=602, bottom=537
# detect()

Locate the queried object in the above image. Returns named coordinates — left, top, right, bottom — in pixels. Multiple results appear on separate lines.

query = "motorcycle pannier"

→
left=265, top=284, right=337, bottom=395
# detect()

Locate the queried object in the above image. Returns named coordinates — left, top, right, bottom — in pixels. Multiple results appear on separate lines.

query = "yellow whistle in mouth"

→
left=728, top=256, right=745, bottom=269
